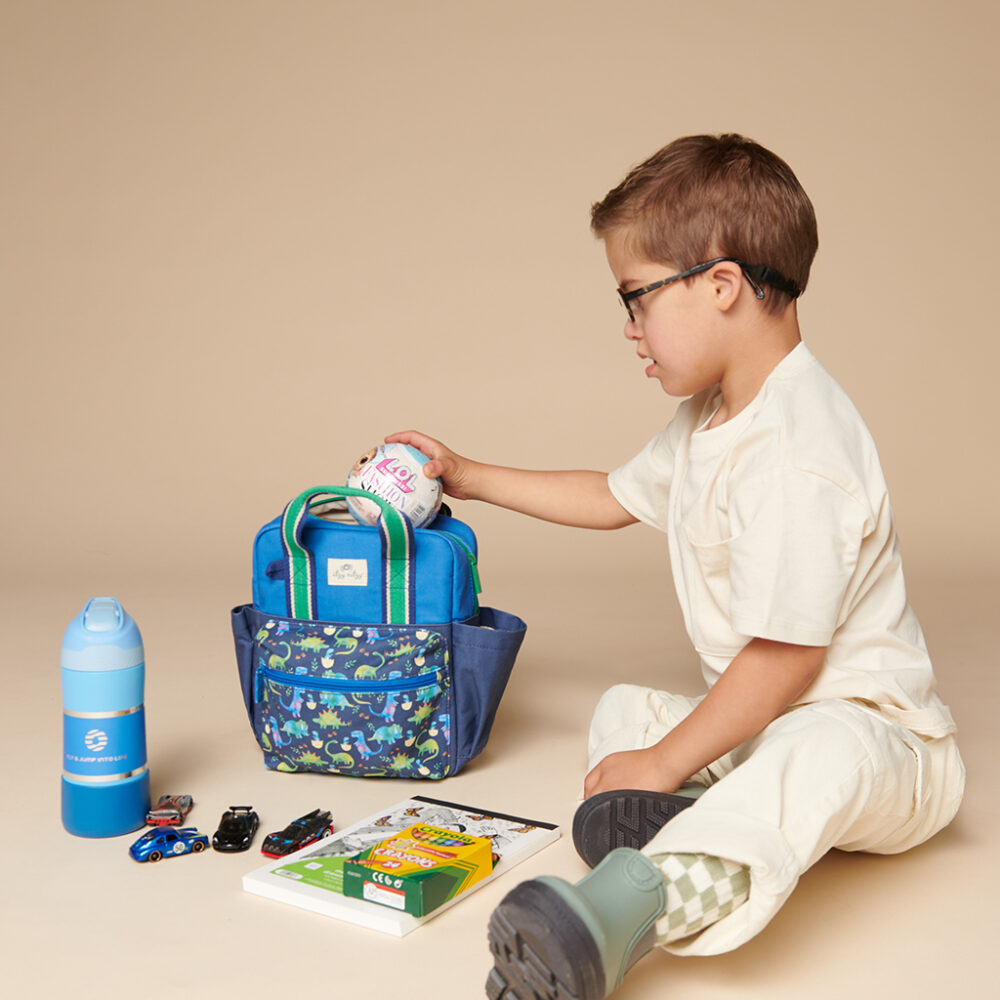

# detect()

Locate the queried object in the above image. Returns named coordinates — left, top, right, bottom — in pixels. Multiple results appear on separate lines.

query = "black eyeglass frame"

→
left=617, top=256, right=801, bottom=322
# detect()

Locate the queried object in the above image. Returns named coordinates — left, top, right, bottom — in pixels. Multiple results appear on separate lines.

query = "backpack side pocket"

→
left=451, top=607, right=526, bottom=770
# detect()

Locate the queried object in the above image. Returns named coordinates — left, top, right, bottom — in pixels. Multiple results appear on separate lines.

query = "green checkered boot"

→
left=486, top=848, right=666, bottom=1000
left=654, top=852, right=750, bottom=939
left=486, top=848, right=752, bottom=998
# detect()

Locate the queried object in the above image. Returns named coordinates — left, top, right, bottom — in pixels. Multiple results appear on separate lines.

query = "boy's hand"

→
left=387, top=431, right=636, bottom=528
left=384, top=430, right=477, bottom=500
left=583, top=746, right=683, bottom=798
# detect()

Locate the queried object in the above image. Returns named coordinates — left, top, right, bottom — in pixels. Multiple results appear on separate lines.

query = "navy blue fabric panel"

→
left=230, top=604, right=256, bottom=725
left=451, top=608, right=527, bottom=768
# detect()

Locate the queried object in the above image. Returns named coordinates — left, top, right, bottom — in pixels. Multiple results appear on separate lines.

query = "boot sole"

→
left=572, top=789, right=698, bottom=868
left=486, top=879, right=605, bottom=1000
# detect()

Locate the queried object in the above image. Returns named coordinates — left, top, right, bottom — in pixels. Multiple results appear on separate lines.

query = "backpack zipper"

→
left=256, top=664, right=444, bottom=701
left=435, top=530, right=482, bottom=600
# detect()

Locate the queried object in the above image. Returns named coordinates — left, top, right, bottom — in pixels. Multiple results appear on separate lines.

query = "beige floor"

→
left=6, top=565, right=994, bottom=1000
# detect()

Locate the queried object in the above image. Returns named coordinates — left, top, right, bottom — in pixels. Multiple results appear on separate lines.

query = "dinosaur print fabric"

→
left=252, top=616, right=453, bottom=778
left=231, top=601, right=527, bottom=780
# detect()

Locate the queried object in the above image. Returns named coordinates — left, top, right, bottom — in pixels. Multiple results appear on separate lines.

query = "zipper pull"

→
left=442, top=530, right=482, bottom=594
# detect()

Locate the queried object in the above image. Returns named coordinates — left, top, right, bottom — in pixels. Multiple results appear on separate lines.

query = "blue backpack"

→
left=231, top=486, right=526, bottom=780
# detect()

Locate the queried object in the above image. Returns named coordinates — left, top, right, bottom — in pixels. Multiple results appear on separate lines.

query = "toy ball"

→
left=346, top=442, right=443, bottom=528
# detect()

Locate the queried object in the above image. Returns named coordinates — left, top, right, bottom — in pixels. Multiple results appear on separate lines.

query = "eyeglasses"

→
left=616, top=256, right=802, bottom=323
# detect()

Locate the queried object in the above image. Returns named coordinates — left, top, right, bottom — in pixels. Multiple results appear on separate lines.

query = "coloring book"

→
left=242, top=795, right=560, bottom=936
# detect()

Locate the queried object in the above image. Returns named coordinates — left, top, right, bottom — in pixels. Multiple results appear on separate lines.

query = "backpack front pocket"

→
left=251, top=617, right=453, bottom=779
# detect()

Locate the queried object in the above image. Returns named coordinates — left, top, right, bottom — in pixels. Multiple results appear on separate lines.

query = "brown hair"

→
left=591, top=134, right=818, bottom=313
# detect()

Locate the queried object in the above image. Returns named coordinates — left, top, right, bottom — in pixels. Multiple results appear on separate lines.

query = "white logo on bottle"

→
left=84, top=729, right=109, bottom=752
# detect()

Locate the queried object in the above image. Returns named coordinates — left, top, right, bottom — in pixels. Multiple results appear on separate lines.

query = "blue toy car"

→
left=129, top=826, right=209, bottom=862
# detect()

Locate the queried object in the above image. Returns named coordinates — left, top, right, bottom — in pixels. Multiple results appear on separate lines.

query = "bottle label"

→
left=63, top=707, right=147, bottom=779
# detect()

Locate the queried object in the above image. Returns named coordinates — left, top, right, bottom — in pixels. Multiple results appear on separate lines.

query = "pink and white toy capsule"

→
left=346, top=442, right=443, bottom=528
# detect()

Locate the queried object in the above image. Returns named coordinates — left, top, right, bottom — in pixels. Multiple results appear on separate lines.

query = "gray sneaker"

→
left=572, top=787, right=704, bottom=868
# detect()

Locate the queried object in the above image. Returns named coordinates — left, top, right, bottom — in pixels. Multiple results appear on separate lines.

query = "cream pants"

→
left=587, top=684, right=965, bottom=956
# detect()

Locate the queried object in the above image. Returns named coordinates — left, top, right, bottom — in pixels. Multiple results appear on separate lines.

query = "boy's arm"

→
left=583, top=638, right=827, bottom=797
left=385, top=430, right=638, bottom=530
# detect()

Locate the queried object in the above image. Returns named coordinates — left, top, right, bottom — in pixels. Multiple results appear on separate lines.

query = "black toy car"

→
left=261, top=808, right=333, bottom=857
left=212, top=806, right=260, bottom=853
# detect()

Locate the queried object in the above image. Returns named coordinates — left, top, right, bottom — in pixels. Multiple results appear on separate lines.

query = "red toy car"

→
left=146, top=794, right=194, bottom=826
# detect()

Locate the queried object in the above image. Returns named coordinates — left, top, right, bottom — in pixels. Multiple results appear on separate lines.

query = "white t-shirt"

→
left=608, top=343, right=955, bottom=737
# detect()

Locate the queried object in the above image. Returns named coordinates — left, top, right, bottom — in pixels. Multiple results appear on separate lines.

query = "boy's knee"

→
left=590, top=684, right=657, bottom=731
left=596, top=682, right=648, bottom=710
left=587, top=684, right=660, bottom=760
left=591, top=684, right=699, bottom=738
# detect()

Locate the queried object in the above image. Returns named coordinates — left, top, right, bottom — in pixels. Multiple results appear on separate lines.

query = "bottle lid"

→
left=61, top=597, right=144, bottom=671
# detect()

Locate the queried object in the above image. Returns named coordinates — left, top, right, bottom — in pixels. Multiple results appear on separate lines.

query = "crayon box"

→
left=342, top=823, right=494, bottom=917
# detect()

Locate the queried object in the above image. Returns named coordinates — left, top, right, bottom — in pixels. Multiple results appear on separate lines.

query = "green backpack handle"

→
left=280, top=485, right=414, bottom=623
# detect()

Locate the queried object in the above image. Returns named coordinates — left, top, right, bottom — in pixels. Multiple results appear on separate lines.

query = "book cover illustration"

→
left=242, top=795, right=560, bottom=936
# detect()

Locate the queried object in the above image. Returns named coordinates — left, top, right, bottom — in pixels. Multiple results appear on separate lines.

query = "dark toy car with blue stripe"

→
left=261, top=808, right=333, bottom=857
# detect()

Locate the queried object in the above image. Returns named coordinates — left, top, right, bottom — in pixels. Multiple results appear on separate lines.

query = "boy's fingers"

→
left=385, top=429, right=417, bottom=447
left=384, top=432, right=446, bottom=477
left=384, top=430, right=458, bottom=486
left=386, top=429, right=435, bottom=449
left=386, top=431, right=448, bottom=468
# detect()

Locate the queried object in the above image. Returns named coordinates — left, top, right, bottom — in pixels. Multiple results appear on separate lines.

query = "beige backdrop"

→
left=3, top=2, right=997, bottom=998
left=5, top=0, right=1000, bottom=584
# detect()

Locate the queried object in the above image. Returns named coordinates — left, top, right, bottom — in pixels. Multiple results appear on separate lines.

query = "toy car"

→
left=129, top=826, right=209, bottom=862
left=212, top=806, right=260, bottom=853
left=261, top=808, right=333, bottom=857
left=146, top=794, right=194, bottom=826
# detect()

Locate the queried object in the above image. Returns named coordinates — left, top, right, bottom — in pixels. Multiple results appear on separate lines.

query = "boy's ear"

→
left=706, top=260, right=744, bottom=311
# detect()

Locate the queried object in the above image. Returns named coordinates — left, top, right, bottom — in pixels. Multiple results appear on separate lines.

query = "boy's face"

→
left=604, top=230, right=730, bottom=398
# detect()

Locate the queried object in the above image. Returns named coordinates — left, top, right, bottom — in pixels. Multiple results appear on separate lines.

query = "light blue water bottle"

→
left=61, top=597, right=151, bottom=837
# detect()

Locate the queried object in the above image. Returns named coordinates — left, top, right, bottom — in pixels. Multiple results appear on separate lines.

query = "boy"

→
left=388, top=133, right=964, bottom=1000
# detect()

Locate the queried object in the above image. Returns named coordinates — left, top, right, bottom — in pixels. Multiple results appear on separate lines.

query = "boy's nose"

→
left=624, top=318, right=640, bottom=340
